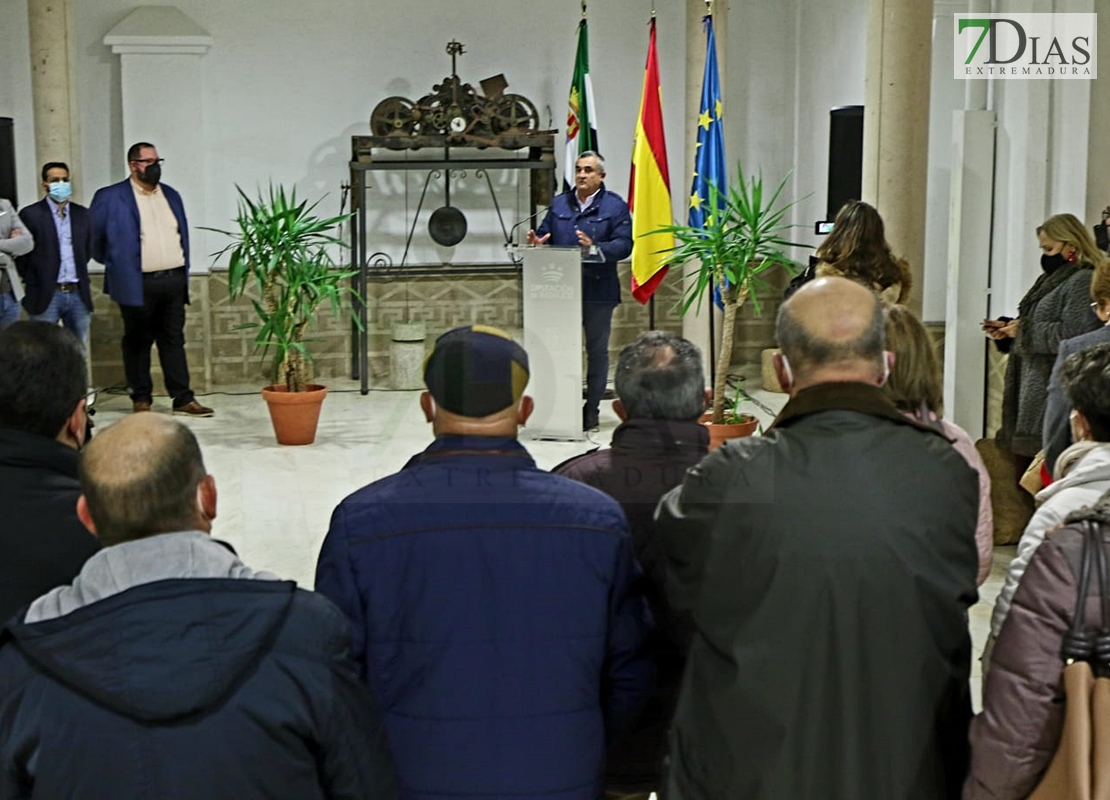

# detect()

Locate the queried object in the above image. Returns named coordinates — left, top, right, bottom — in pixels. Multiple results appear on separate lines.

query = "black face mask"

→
left=1041, top=252, right=1068, bottom=273
left=140, top=163, right=162, bottom=186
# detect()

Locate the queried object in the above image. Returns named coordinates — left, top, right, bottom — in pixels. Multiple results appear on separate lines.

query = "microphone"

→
left=505, top=206, right=550, bottom=264
left=506, top=206, right=550, bottom=244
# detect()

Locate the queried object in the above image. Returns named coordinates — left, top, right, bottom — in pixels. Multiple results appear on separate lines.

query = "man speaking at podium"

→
left=528, top=151, right=632, bottom=431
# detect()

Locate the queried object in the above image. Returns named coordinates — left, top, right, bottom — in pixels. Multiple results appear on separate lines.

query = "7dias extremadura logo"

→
left=954, top=13, right=1096, bottom=79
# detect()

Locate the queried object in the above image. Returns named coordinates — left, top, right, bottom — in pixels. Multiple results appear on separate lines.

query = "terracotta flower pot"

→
left=700, top=411, right=759, bottom=450
left=261, top=384, right=328, bottom=446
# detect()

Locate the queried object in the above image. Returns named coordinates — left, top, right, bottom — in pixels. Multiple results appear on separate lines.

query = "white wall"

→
left=724, top=0, right=868, bottom=265
left=987, top=0, right=1096, bottom=317
left=923, top=1, right=974, bottom=321
left=2, top=0, right=688, bottom=268
left=0, top=1, right=38, bottom=208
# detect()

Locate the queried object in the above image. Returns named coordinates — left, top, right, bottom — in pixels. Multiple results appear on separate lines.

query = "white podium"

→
left=521, top=246, right=584, bottom=441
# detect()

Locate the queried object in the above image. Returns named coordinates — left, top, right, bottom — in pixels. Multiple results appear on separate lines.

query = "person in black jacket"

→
left=555, top=330, right=709, bottom=798
left=15, top=162, right=95, bottom=348
left=657, top=277, right=979, bottom=800
left=0, top=321, right=99, bottom=622
left=0, top=413, right=398, bottom=800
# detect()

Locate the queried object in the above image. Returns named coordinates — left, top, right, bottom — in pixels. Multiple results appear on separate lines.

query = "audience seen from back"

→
left=656, top=277, right=979, bottom=799
left=987, top=341, right=1110, bottom=660
left=882, top=303, right=994, bottom=585
left=316, top=324, right=653, bottom=800
left=967, top=343, right=1110, bottom=799
left=555, top=330, right=709, bottom=797
left=0, top=321, right=99, bottom=622
left=0, top=413, right=397, bottom=799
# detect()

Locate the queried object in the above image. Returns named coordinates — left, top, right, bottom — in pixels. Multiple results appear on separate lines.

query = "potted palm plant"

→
left=654, top=166, right=803, bottom=433
left=206, top=185, right=358, bottom=445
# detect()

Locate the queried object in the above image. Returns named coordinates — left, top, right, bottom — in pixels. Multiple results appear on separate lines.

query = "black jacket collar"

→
left=771, top=382, right=949, bottom=439
left=0, top=427, right=80, bottom=476
left=610, top=417, right=710, bottom=452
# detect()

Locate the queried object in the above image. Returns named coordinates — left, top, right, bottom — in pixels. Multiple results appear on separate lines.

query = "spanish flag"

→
left=629, top=18, right=673, bottom=304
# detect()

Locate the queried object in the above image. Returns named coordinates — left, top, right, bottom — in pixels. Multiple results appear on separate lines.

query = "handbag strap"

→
left=1091, top=521, right=1110, bottom=675
left=1062, top=521, right=1097, bottom=663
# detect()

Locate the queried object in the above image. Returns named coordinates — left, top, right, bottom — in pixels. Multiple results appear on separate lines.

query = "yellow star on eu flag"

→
left=699, top=110, right=712, bottom=131
left=690, top=193, right=703, bottom=211
left=715, top=98, right=723, bottom=121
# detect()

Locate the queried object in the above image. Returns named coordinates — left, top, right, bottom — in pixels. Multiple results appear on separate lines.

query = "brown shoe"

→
left=173, top=400, right=214, bottom=418
left=132, top=401, right=152, bottom=413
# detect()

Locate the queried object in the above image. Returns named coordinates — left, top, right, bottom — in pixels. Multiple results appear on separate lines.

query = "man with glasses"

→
left=89, top=142, right=213, bottom=416
left=15, top=163, right=94, bottom=350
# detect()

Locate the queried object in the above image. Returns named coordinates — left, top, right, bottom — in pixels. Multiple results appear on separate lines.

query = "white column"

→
left=27, top=0, right=80, bottom=190
left=104, top=7, right=213, bottom=270
left=1085, top=2, right=1110, bottom=226
left=944, top=110, right=995, bottom=438
left=862, top=0, right=933, bottom=313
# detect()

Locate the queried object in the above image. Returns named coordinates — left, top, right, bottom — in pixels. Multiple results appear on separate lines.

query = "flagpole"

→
left=707, top=0, right=716, bottom=390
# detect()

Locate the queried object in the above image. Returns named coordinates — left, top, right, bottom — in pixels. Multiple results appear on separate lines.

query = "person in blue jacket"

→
left=89, top=142, right=212, bottom=417
left=528, top=151, right=633, bottom=431
left=316, top=324, right=653, bottom=800
left=0, top=413, right=397, bottom=800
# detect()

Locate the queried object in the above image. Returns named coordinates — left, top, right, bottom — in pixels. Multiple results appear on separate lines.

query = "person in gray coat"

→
left=1043, top=260, right=1110, bottom=473
left=0, top=198, right=33, bottom=329
left=984, top=213, right=1103, bottom=460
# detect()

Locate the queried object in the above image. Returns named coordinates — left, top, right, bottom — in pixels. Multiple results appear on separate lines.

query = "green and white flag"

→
left=564, top=17, right=599, bottom=192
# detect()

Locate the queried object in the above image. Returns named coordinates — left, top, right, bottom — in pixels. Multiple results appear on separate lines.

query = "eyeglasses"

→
left=131, top=158, right=164, bottom=166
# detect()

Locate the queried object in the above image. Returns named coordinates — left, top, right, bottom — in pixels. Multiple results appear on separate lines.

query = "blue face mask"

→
left=48, top=181, right=72, bottom=203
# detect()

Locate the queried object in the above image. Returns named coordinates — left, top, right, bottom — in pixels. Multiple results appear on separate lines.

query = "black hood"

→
left=3, top=579, right=297, bottom=723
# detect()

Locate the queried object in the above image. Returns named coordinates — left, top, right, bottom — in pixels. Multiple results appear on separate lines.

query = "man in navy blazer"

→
left=89, top=142, right=212, bottom=416
left=16, top=162, right=94, bottom=349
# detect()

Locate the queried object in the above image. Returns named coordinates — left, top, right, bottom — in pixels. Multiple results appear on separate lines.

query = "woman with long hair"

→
left=882, top=303, right=993, bottom=585
left=983, top=213, right=1104, bottom=464
left=813, top=200, right=913, bottom=303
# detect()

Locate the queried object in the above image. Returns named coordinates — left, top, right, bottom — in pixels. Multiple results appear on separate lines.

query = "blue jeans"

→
left=582, top=301, right=616, bottom=421
left=0, top=292, right=20, bottom=330
left=30, top=289, right=90, bottom=353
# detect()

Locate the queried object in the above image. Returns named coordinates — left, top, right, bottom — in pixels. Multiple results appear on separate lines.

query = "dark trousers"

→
left=583, top=301, right=616, bottom=420
left=119, top=267, right=194, bottom=407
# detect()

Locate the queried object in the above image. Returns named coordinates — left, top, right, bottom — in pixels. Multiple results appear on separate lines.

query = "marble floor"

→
left=89, top=378, right=1007, bottom=708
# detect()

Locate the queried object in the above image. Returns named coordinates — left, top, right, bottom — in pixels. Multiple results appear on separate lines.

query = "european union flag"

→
left=688, top=15, right=726, bottom=232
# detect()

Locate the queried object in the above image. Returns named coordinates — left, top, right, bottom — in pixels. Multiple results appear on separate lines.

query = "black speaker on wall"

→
left=826, top=105, right=863, bottom=222
left=0, top=118, right=16, bottom=207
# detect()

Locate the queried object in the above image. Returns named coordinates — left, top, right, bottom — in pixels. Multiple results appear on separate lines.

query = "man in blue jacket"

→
left=0, top=413, right=397, bottom=799
left=89, top=142, right=213, bottom=416
left=316, top=324, right=653, bottom=800
left=528, top=151, right=633, bottom=431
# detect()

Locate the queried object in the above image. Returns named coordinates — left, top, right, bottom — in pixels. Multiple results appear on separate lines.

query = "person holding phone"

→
left=984, top=213, right=1103, bottom=467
